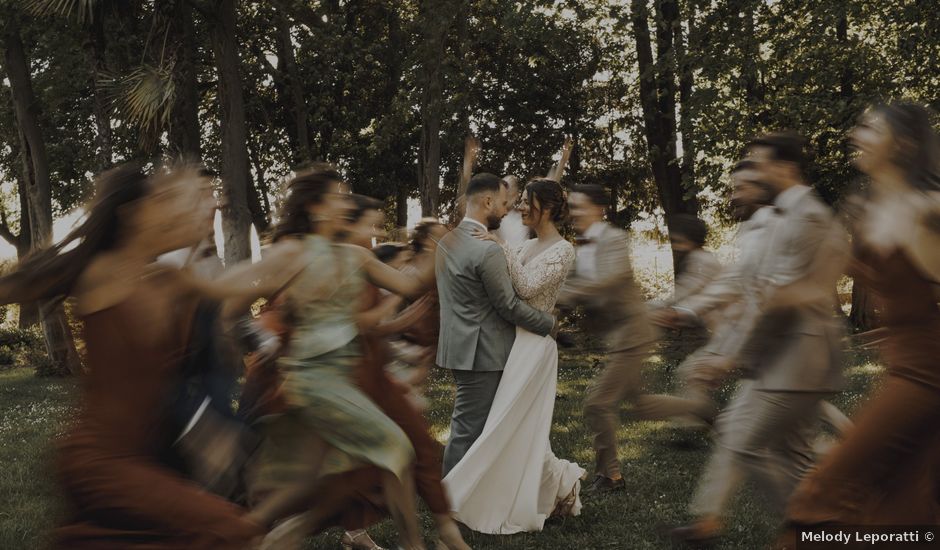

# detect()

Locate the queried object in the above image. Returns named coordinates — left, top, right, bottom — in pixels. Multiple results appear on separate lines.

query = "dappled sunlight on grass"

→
left=846, top=362, right=885, bottom=377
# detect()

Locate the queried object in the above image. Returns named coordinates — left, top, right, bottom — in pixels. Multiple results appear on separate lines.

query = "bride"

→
left=443, top=178, right=586, bottom=534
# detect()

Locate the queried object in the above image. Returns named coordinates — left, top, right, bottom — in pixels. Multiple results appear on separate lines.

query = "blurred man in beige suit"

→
left=558, top=184, right=657, bottom=493
left=664, top=133, right=850, bottom=545
left=643, top=161, right=775, bottom=427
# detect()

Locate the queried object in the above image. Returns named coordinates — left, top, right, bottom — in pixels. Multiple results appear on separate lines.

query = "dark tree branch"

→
left=0, top=208, right=18, bottom=246
left=269, top=0, right=326, bottom=32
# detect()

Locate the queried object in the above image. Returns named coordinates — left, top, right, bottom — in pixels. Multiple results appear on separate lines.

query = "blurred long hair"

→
left=270, top=163, right=343, bottom=242
left=873, top=101, right=940, bottom=192
left=0, top=162, right=150, bottom=307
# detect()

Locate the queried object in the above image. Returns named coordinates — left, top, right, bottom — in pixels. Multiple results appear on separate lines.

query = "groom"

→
left=437, top=173, right=557, bottom=475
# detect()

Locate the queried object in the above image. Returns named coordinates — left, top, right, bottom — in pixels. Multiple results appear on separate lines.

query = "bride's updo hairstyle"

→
left=525, top=178, right=569, bottom=224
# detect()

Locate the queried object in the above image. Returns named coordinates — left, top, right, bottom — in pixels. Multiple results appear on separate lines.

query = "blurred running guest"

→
left=663, top=214, right=722, bottom=307
left=558, top=184, right=657, bottom=493
left=783, top=101, right=940, bottom=537
left=670, top=132, right=849, bottom=545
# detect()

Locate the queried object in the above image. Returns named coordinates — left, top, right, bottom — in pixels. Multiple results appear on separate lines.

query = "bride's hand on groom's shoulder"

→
left=471, top=227, right=503, bottom=245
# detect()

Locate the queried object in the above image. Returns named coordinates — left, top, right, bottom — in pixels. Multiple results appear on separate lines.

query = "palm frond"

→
left=100, top=63, right=176, bottom=147
left=24, top=0, right=100, bottom=24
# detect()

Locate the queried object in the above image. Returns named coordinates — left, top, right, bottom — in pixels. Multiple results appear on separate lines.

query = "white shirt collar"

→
left=750, top=205, right=773, bottom=224
left=774, top=184, right=811, bottom=213
left=462, top=217, right=488, bottom=233
left=584, top=221, right=606, bottom=240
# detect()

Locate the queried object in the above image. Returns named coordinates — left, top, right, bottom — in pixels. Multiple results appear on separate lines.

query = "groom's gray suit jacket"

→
left=436, top=219, right=554, bottom=372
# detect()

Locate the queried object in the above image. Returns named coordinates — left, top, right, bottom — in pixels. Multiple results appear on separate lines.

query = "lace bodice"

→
left=503, top=238, right=575, bottom=312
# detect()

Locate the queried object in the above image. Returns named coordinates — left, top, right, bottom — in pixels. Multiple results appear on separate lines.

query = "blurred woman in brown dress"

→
left=0, top=163, right=306, bottom=549
left=781, top=102, right=940, bottom=543
left=345, top=203, right=467, bottom=550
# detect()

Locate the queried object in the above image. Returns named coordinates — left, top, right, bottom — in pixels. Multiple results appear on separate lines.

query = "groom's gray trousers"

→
left=442, top=370, right=503, bottom=476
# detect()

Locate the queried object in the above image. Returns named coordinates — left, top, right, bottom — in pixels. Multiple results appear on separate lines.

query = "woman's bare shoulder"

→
left=74, top=255, right=178, bottom=315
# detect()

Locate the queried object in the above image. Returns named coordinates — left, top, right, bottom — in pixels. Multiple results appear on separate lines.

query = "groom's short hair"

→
left=466, top=173, right=506, bottom=197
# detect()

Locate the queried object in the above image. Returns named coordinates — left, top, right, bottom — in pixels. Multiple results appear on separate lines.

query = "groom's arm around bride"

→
left=436, top=173, right=555, bottom=476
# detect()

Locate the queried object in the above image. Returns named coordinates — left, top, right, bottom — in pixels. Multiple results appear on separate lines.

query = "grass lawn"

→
left=0, top=334, right=880, bottom=549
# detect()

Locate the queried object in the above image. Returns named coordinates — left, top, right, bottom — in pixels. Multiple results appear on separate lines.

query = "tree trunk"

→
left=675, top=0, right=696, bottom=200
left=4, top=20, right=81, bottom=375
left=740, top=0, right=765, bottom=128
left=210, top=0, right=253, bottom=264
left=848, top=278, right=877, bottom=332
left=395, top=185, right=408, bottom=227
left=15, top=177, right=39, bottom=328
left=416, top=0, right=457, bottom=217
left=167, top=0, right=202, bottom=161
left=836, top=11, right=853, bottom=103
left=245, top=155, right=270, bottom=235
left=633, top=0, right=697, bottom=280
left=247, top=137, right=272, bottom=235
left=83, top=14, right=113, bottom=171
left=274, top=8, right=313, bottom=165
left=38, top=305, right=84, bottom=377
left=17, top=302, right=40, bottom=329
left=631, top=0, right=696, bottom=219
left=0, top=173, right=39, bottom=327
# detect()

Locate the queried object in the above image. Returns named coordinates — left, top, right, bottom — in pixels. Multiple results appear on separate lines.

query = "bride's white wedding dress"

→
left=442, top=238, right=586, bottom=534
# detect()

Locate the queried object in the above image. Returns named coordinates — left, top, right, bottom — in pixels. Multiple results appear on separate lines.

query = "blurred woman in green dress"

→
left=252, top=164, right=434, bottom=550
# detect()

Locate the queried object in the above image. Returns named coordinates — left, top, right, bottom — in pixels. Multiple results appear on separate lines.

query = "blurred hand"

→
left=692, top=355, right=731, bottom=389
left=471, top=227, right=503, bottom=245
left=649, top=307, right=680, bottom=328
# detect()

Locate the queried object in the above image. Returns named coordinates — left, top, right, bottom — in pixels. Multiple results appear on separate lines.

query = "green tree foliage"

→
left=0, top=0, right=936, bottom=369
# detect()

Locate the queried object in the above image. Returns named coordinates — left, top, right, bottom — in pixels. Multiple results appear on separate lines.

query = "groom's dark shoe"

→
left=584, top=474, right=625, bottom=494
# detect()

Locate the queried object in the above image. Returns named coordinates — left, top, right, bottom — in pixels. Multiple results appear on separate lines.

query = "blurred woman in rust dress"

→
left=781, top=101, right=940, bottom=543
left=0, top=163, right=306, bottom=549
left=346, top=204, right=467, bottom=550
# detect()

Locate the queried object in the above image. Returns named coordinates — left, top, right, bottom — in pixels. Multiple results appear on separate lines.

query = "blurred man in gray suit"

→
left=650, top=163, right=853, bottom=433
left=437, top=173, right=556, bottom=475
left=668, top=133, right=849, bottom=545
